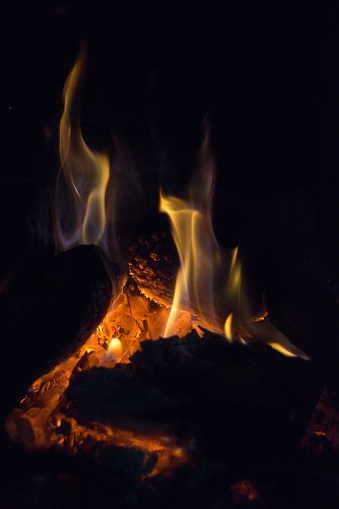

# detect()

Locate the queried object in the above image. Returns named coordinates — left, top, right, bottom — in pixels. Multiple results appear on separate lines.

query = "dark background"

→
left=0, top=0, right=338, bottom=297
left=1, top=5, right=339, bottom=505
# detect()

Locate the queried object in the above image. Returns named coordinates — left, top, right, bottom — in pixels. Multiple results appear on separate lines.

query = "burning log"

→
left=128, top=210, right=236, bottom=332
left=128, top=210, right=178, bottom=309
left=52, top=330, right=323, bottom=472
left=0, top=244, right=122, bottom=422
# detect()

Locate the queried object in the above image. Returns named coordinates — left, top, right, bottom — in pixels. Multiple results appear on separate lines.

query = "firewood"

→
left=58, top=330, right=323, bottom=468
left=128, top=210, right=235, bottom=329
left=128, top=209, right=178, bottom=308
left=0, top=245, right=123, bottom=421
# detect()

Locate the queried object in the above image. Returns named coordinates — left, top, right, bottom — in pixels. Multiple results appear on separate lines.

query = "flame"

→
left=224, top=312, right=233, bottom=341
left=7, top=55, right=312, bottom=474
left=108, top=337, right=123, bottom=358
left=227, top=247, right=242, bottom=298
left=57, top=46, right=110, bottom=250
left=223, top=246, right=245, bottom=340
left=159, top=126, right=250, bottom=340
left=159, top=128, right=307, bottom=359
left=159, top=127, right=251, bottom=339
left=246, top=315, right=311, bottom=359
left=159, top=126, right=225, bottom=336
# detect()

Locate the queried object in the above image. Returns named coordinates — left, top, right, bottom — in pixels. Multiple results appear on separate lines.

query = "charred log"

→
left=0, top=446, right=144, bottom=509
left=2, top=331, right=338, bottom=509
left=59, top=330, right=323, bottom=468
left=0, top=245, right=122, bottom=422
left=128, top=210, right=237, bottom=329
left=128, top=210, right=178, bottom=308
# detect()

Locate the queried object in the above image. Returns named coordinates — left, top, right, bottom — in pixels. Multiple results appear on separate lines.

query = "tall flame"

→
left=57, top=47, right=110, bottom=250
left=160, top=126, right=226, bottom=336
left=159, top=127, right=307, bottom=359
left=56, top=50, right=308, bottom=360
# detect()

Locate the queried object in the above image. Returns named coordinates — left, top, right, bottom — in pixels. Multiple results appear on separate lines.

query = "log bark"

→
left=128, top=210, right=178, bottom=308
left=128, top=210, right=237, bottom=329
left=0, top=245, right=123, bottom=422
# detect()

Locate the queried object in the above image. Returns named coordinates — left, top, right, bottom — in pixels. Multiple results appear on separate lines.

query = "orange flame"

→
left=223, top=246, right=244, bottom=341
left=159, top=127, right=249, bottom=339
left=159, top=128, right=308, bottom=359
left=57, top=46, right=110, bottom=250
left=159, top=126, right=225, bottom=336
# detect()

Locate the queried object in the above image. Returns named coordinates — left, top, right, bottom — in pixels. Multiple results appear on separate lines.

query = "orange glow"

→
left=107, top=337, right=123, bottom=359
left=230, top=479, right=259, bottom=503
left=5, top=284, right=187, bottom=477
left=57, top=46, right=110, bottom=250
left=84, top=425, right=190, bottom=477
left=6, top=49, right=312, bottom=482
left=5, top=285, right=192, bottom=476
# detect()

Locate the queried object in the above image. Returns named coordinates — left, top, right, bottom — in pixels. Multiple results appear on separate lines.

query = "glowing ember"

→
left=5, top=47, right=313, bottom=485
left=230, top=479, right=259, bottom=504
left=5, top=281, right=194, bottom=476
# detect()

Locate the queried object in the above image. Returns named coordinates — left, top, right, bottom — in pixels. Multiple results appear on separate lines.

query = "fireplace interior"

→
left=1, top=2, right=339, bottom=508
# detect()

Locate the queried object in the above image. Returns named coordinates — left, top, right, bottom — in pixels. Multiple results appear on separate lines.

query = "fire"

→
left=5, top=50, right=312, bottom=483
left=57, top=46, right=110, bottom=250
left=223, top=246, right=246, bottom=341
left=224, top=312, right=234, bottom=341
left=107, top=337, right=123, bottom=360
left=159, top=125, right=226, bottom=337
left=159, top=129, right=308, bottom=359
left=159, top=127, right=249, bottom=343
